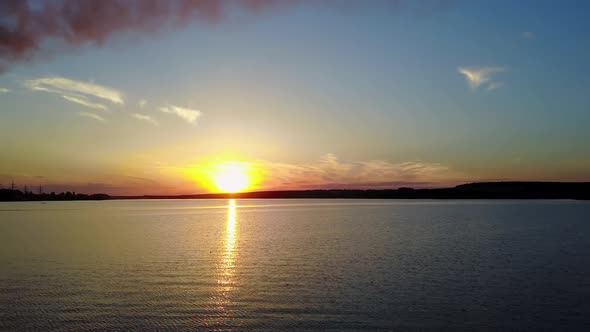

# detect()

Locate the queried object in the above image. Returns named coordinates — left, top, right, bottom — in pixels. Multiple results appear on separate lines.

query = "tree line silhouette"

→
left=1, top=181, right=589, bottom=202
left=0, top=188, right=109, bottom=201
left=120, top=182, right=590, bottom=200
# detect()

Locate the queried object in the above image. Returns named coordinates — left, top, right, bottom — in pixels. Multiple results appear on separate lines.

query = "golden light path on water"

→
left=208, top=198, right=239, bottom=327
left=222, top=199, right=238, bottom=287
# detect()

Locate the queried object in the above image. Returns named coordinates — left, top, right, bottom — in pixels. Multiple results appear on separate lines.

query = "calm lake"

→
left=1, top=199, right=589, bottom=331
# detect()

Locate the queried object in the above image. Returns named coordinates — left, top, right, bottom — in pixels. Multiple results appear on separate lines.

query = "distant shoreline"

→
left=3, top=182, right=589, bottom=201
left=115, top=181, right=590, bottom=200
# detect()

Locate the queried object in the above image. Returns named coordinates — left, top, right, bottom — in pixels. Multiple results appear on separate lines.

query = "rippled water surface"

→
left=1, top=199, right=590, bottom=331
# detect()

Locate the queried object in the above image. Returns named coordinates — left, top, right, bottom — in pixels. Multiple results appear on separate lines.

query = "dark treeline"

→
left=117, top=182, right=590, bottom=200
left=0, top=189, right=110, bottom=201
left=2, top=182, right=589, bottom=202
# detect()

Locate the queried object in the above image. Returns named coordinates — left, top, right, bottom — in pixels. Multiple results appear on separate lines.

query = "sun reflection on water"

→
left=221, top=199, right=238, bottom=287
left=210, top=198, right=239, bottom=326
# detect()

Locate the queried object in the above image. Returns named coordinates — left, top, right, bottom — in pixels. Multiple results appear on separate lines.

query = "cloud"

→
left=155, top=153, right=469, bottom=194
left=457, top=66, right=507, bottom=90
left=139, top=99, right=147, bottom=108
left=132, top=113, right=159, bottom=126
left=252, top=153, right=466, bottom=190
left=487, top=81, right=504, bottom=91
left=0, top=1, right=455, bottom=73
left=62, top=95, right=108, bottom=111
left=24, top=76, right=124, bottom=105
left=521, top=31, right=535, bottom=39
left=0, top=87, right=9, bottom=93
left=78, top=112, right=105, bottom=123
left=160, top=105, right=201, bottom=125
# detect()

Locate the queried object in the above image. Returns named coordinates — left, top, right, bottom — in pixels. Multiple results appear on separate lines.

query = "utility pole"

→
left=24, top=185, right=28, bottom=194
left=38, top=185, right=43, bottom=195
left=11, top=180, right=15, bottom=191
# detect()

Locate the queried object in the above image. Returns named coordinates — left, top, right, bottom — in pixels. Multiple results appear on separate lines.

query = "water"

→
left=1, top=199, right=589, bottom=331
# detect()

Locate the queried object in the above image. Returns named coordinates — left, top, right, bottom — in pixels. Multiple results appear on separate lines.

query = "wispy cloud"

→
left=139, top=99, right=147, bottom=108
left=156, top=153, right=468, bottom=193
left=78, top=112, right=105, bottom=123
left=252, top=153, right=466, bottom=190
left=62, top=95, right=108, bottom=111
left=487, top=81, right=504, bottom=91
left=160, top=105, right=201, bottom=125
left=521, top=31, right=535, bottom=39
left=0, top=87, right=9, bottom=93
left=457, top=66, right=507, bottom=90
left=23, top=76, right=124, bottom=109
left=132, top=113, right=159, bottom=126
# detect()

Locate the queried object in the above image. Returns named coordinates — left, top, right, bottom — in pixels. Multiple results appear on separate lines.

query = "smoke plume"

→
left=0, top=0, right=451, bottom=72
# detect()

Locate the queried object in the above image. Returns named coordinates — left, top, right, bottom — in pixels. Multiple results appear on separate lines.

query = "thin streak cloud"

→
left=78, top=112, right=105, bottom=123
left=160, top=105, right=201, bottom=125
left=132, top=113, right=159, bottom=126
left=24, top=76, right=124, bottom=104
left=62, top=95, right=108, bottom=111
left=487, top=82, right=504, bottom=91
left=457, top=66, right=506, bottom=90
left=0, top=87, right=9, bottom=93
left=253, top=153, right=467, bottom=190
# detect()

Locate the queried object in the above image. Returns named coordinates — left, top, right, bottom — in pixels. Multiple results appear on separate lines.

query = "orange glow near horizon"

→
left=187, top=161, right=262, bottom=194
left=212, top=164, right=251, bottom=193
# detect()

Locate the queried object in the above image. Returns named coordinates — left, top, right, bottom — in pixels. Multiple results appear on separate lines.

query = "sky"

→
left=1, top=0, right=589, bottom=195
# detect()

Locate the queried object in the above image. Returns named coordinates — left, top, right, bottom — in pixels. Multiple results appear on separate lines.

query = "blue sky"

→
left=1, top=0, right=589, bottom=194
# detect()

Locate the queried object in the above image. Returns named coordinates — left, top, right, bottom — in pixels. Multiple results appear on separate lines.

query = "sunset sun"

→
left=212, top=163, right=252, bottom=193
